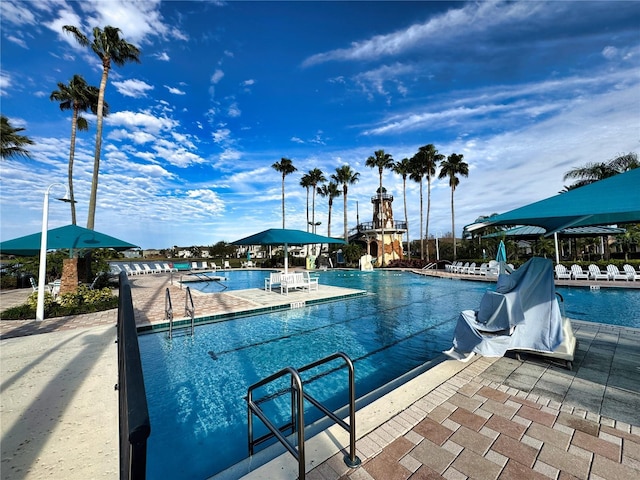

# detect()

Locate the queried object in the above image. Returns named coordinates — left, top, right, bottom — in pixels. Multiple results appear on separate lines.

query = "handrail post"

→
left=184, top=286, right=195, bottom=336
left=165, top=287, right=173, bottom=339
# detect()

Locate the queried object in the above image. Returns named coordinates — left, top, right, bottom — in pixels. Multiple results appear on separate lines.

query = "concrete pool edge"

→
left=210, top=354, right=474, bottom=479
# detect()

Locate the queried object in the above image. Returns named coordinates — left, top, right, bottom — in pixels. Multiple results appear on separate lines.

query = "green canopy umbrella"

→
left=0, top=224, right=139, bottom=256
left=231, top=228, right=346, bottom=273
left=466, top=169, right=640, bottom=235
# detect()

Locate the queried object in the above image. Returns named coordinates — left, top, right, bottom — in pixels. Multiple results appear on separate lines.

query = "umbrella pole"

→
left=284, top=243, right=289, bottom=274
left=554, top=232, right=560, bottom=265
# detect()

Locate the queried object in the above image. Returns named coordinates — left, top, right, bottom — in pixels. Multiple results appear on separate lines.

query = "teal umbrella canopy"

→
left=467, top=169, right=640, bottom=236
left=0, top=225, right=139, bottom=256
left=496, top=240, right=507, bottom=263
left=232, top=228, right=346, bottom=273
left=232, top=228, right=346, bottom=247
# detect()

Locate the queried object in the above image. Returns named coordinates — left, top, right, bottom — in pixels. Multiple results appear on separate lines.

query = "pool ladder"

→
left=165, top=287, right=195, bottom=339
left=247, top=352, right=361, bottom=479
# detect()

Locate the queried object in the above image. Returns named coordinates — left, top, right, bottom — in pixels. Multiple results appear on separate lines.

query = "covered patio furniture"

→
left=445, top=257, right=576, bottom=369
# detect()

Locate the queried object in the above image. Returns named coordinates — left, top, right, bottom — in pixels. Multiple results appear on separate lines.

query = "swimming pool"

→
left=139, top=271, right=640, bottom=479
left=182, top=269, right=278, bottom=292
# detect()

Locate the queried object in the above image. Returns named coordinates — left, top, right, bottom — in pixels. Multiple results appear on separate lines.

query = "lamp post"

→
left=308, top=221, right=321, bottom=255
left=36, top=183, right=71, bottom=321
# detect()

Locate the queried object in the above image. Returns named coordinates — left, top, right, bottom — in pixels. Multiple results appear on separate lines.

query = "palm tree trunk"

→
left=426, top=176, right=431, bottom=261
left=343, top=186, right=348, bottom=241
left=305, top=187, right=309, bottom=231
left=69, top=108, right=78, bottom=225
left=87, top=65, right=109, bottom=230
left=403, top=178, right=409, bottom=258
left=328, top=199, right=332, bottom=237
left=281, top=176, right=285, bottom=228
left=379, top=172, right=385, bottom=266
left=419, top=180, right=424, bottom=260
left=451, top=187, right=456, bottom=260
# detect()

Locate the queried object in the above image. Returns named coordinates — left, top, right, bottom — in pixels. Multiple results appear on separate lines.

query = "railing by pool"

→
left=247, top=352, right=361, bottom=479
left=116, top=272, right=151, bottom=479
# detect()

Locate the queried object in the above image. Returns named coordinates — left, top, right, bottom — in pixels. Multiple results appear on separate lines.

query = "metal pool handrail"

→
left=247, top=352, right=361, bottom=479
left=165, top=287, right=174, bottom=339
left=116, top=272, right=151, bottom=479
left=185, top=286, right=195, bottom=336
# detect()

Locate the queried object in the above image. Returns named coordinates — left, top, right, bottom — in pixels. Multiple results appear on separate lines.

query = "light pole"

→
left=36, top=183, right=72, bottom=321
left=308, top=221, right=321, bottom=255
left=436, top=232, right=443, bottom=262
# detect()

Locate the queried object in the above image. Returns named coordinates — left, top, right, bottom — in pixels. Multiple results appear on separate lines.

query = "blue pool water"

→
left=139, top=271, right=640, bottom=479
left=185, top=269, right=278, bottom=292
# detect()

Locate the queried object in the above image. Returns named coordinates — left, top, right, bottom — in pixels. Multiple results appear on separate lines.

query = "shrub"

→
left=1, top=287, right=118, bottom=320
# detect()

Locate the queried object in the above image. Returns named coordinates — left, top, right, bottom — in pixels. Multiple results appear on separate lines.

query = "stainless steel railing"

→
left=247, top=352, right=361, bottom=479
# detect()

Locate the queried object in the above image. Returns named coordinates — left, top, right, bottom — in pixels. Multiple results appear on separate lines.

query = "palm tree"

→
left=366, top=149, right=395, bottom=266
left=300, top=174, right=312, bottom=231
left=413, top=144, right=444, bottom=260
left=563, top=152, right=638, bottom=189
left=63, top=25, right=140, bottom=230
left=318, top=181, right=341, bottom=237
left=271, top=157, right=297, bottom=228
left=50, top=75, right=105, bottom=225
left=1, top=115, right=34, bottom=160
left=331, top=165, right=360, bottom=241
left=393, top=158, right=412, bottom=259
left=409, top=155, right=426, bottom=260
left=307, top=168, right=326, bottom=232
left=438, top=153, right=469, bottom=260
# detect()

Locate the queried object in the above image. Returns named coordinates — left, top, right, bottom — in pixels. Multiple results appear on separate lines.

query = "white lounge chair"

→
left=224, top=261, right=231, bottom=269
left=554, top=264, right=571, bottom=280
left=477, top=263, right=488, bottom=275
left=143, top=264, right=156, bottom=274
left=191, top=261, right=200, bottom=270
left=200, top=261, right=209, bottom=270
left=124, top=265, right=137, bottom=276
left=210, top=262, right=218, bottom=270
left=623, top=264, right=640, bottom=281
left=570, top=265, right=588, bottom=280
left=154, top=263, right=165, bottom=273
left=133, top=264, right=146, bottom=275
left=49, top=279, right=61, bottom=297
left=607, top=264, right=629, bottom=281
left=588, top=264, right=608, bottom=281
left=163, top=263, right=178, bottom=273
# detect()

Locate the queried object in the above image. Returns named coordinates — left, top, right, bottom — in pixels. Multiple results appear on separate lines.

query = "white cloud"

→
left=106, top=110, right=178, bottom=134
left=165, top=85, right=186, bottom=95
left=112, top=78, right=154, bottom=98
left=211, top=69, right=224, bottom=84
left=155, top=52, right=171, bottom=61
left=6, top=35, right=28, bottom=49
left=291, top=137, right=305, bottom=144
left=602, top=46, right=618, bottom=60
left=212, top=128, right=231, bottom=143
left=227, top=103, right=241, bottom=117
left=302, top=1, right=545, bottom=66
left=242, top=79, right=255, bottom=86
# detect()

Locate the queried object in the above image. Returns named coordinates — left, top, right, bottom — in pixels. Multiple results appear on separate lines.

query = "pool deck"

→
left=1, top=270, right=639, bottom=480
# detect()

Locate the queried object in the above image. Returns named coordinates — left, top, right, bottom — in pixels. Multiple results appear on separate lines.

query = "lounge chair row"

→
left=554, top=264, right=640, bottom=281
left=111, top=263, right=177, bottom=276
left=445, top=261, right=514, bottom=276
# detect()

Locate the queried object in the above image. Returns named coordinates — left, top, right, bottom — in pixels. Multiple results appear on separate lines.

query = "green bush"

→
left=1, top=287, right=118, bottom=320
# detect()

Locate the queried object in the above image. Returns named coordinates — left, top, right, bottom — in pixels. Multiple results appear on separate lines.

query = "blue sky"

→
left=1, top=1, right=638, bottom=250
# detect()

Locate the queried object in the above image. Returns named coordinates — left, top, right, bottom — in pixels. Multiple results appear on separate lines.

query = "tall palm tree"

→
left=366, top=149, right=395, bottom=266
left=271, top=157, right=297, bottom=228
left=409, top=155, right=426, bottom=260
left=393, top=158, right=412, bottom=259
left=413, top=144, right=444, bottom=260
left=299, top=174, right=312, bottom=231
left=438, top=153, right=469, bottom=260
left=1, top=115, right=34, bottom=160
left=331, top=165, right=360, bottom=241
left=307, top=168, right=326, bottom=232
left=50, top=75, right=105, bottom=225
left=318, top=181, right=341, bottom=237
left=563, top=152, right=638, bottom=189
left=63, top=25, right=140, bottom=230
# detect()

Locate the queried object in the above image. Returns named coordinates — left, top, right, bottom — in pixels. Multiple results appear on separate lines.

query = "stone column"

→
left=60, top=257, right=79, bottom=295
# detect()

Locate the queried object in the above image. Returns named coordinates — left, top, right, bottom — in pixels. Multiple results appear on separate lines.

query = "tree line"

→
left=272, top=145, right=470, bottom=262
